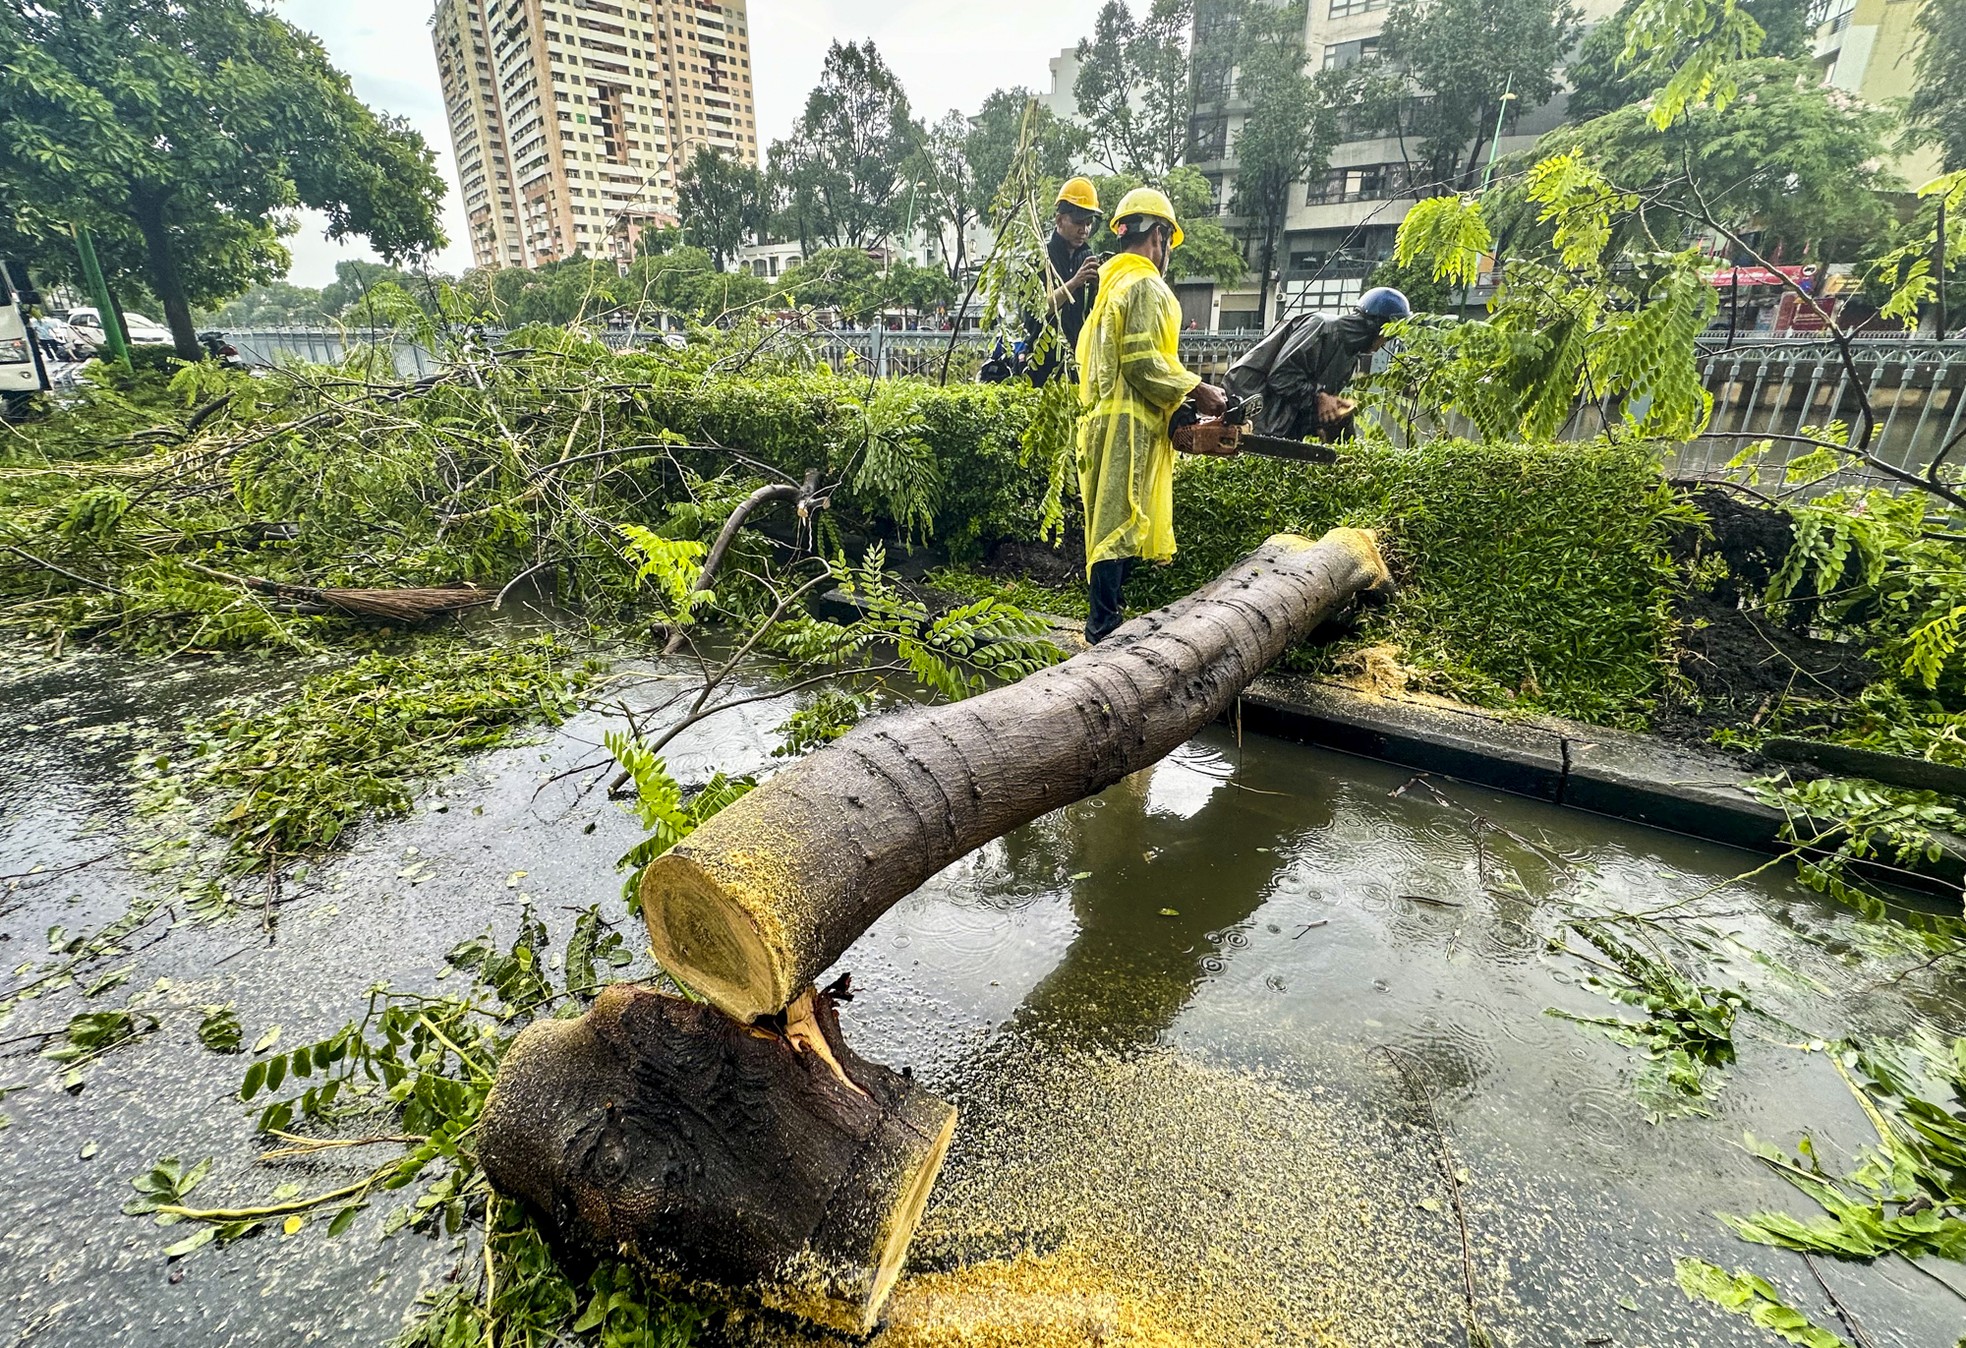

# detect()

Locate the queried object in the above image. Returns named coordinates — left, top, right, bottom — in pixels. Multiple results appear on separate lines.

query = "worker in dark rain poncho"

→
left=1075, top=187, right=1226, bottom=646
left=1227, top=287, right=1411, bottom=441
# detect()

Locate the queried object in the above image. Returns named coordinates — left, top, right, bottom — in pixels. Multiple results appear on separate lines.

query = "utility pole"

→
left=1479, top=74, right=1518, bottom=195
left=70, top=224, right=129, bottom=369
left=1938, top=195, right=1950, bottom=339
left=1461, top=74, right=1519, bottom=317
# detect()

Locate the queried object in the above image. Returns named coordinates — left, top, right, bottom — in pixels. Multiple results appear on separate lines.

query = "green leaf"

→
left=162, top=1225, right=217, bottom=1259
left=1673, top=1259, right=1844, bottom=1348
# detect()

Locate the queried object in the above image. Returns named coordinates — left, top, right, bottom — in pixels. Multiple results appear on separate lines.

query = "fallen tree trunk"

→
left=478, top=980, right=955, bottom=1335
left=641, top=527, right=1391, bottom=1020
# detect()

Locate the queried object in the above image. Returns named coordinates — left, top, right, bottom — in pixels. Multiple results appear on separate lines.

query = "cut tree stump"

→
left=478, top=980, right=956, bottom=1335
left=641, top=527, right=1392, bottom=1020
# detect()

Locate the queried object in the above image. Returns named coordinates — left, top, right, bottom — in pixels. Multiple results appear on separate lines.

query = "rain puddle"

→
left=1, top=651, right=1961, bottom=1346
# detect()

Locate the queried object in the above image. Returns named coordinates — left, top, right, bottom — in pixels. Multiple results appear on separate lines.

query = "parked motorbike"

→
left=198, top=331, right=244, bottom=368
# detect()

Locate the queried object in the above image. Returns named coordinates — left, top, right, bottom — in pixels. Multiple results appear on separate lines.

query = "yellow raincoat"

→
left=1074, top=252, right=1201, bottom=576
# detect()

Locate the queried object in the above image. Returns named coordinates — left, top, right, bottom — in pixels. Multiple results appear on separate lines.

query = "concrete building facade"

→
left=1187, top=0, right=1952, bottom=329
left=1813, top=0, right=1944, bottom=186
left=432, top=0, right=759, bottom=272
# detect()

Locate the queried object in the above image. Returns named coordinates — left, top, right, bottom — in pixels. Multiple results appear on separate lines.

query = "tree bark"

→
left=129, top=186, right=199, bottom=361
left=478, top=981, right=955, bottom=1335
left=640, top=528, right=1393, bottom=1021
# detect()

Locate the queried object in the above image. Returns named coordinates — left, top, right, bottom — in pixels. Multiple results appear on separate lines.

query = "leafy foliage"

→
left=1908, top=0, right=1966, bottom=172
left=769, top=40, right=921, bottom=252
left=1548, top=918, right=1749, bottom=1116
left=0, top=0, right=446, bottom=354
left=148, top=639, right=583, bottom=872
left=1224, top=0, right=1334, bottom=328
left=1871, top=171, right=1966, bottom=329
left=197, top=1005, right=244, bottom=1054
left=1384, top=154, right=1715, bottom=444
left=1567, top=0, right=1813, bottom=119
left=1335, top=0, right=1582, bottom=193
left=1619, top=0, right=1770, bottom=129
left=1673, top=1259, right=1844, bottom=1348
left=1132, top=438, right=1693, bottom=724
left=1545, top=59, right=1895, bottom=264
left=1720, top=1038, right=1966, bottom=1264
left=123, top=909, right=704, bottom=1343
left=676, top=148, right=768, bottom=271
left=1073, top=0, right=1195, bottom=179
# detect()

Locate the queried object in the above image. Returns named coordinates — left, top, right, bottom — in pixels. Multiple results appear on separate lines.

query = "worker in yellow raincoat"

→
left=1075, top=187, right=1226, bottom=644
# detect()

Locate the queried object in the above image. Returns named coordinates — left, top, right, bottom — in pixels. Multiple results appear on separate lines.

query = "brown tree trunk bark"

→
left=129, top=187, right=200, bottom=361
left=479, top=981, right=954, bottom=1335
left=640, top=528, right=1392, bottom=1021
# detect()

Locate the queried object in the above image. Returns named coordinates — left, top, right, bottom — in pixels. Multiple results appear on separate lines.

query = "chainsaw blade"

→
left=1234, top=435, right=1337, bottom=464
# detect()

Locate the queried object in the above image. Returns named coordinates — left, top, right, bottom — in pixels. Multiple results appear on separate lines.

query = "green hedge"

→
left=626, top=368, right=1043, bottom=558
left=1131, top=440, right=1692, bottom=725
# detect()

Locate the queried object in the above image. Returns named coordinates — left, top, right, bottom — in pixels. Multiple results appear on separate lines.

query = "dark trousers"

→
left=1086, top=557, right=1137, bottom=645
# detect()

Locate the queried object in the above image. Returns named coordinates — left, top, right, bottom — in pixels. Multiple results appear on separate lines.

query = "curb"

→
left=1237, top=674, right=1964, bottom=895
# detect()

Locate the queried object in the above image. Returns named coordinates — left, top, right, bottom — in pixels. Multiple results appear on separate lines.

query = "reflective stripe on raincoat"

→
left=1074, top=251, right=1201, bottom=577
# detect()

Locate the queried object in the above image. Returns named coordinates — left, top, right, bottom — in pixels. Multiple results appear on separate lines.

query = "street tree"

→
left=203, top=282, right=330, bottom=328
left=1344, top=0, right=1582, bottom=195
left=910, top=94, right=1078, bottom=281
left=965, top=89, right=1082, bottom=216
left=1540, top=58, right=1895, bottom=266
left=1091, top=169, right=1248, bottom=288
left=1908, top=0, right=1966, bottom=173
left=780, top=247, right=884, bottom=317
left=769, top=40, right=922, bottom=250
left=1565, top=0, right=1813, bottom=120
left=677, top=147, right=769, bottom=270
left=1225, top=0, right=1336, bottom=327
left=0, top=0, right=446, bottom=359
left=911, top=111, right=986, bottom=282
left=1073, top=0, right=1194, bottom=178
left=319, top=261, right=445, bottom=318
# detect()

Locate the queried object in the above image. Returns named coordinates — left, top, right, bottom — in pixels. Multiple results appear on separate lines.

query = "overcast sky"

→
left=278, top=0, right=1124, bottom=286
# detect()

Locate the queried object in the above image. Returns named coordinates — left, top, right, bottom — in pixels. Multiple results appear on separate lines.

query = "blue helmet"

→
left=1357, top=287, right=1412, bottom=322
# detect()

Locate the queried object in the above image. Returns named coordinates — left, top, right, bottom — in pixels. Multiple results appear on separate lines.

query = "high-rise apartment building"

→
left=431, top=0, right=759, bottom=271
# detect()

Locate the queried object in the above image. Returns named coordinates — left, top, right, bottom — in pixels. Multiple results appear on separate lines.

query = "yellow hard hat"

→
left=1111, top=186, right=1183, bottom=249
left=1056, top=177, right=1100, bottom=213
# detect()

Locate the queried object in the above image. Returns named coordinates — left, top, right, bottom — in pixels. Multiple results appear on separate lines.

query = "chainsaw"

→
left=1169, top=391, right=1343, bottom=463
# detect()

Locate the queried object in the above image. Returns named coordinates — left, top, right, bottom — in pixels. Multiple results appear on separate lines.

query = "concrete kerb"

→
left=1238, top=673, right=1965, bottom=897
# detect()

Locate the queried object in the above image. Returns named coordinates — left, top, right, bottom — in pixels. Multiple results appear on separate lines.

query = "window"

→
left=1191, top=113, right=1230, bottom=161
left=1306, top=162, right=1413, bottom=204
left=1322, top=36, right=1380, bottom=69
left=1291, top=279, right=1362, bottom=310
left=1329, top=0, right=1385, bottom=13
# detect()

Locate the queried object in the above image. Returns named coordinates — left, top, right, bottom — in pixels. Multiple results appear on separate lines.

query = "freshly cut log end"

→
left=642, top=852, right=792, bottom=1022
left=641, top=528, right=1392, bottom=1022
left=478, top=982, right=954, bottom=1335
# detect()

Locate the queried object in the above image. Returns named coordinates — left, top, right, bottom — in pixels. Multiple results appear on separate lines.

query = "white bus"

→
left=0, top=258, right=50, bottom=416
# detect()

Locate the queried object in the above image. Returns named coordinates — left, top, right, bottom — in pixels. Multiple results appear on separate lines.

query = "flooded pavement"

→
left=2, top=648, right=1963, bottom=1346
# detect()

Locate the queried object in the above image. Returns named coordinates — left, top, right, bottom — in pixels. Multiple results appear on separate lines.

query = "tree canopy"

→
left=768, top=41, right=922, bottom=252
left=0, top=0, right=447, bottom=358
left=1225, top=0, right=1334, bottom=326
left=1353, top=0, right=1583, bottom=194
left=678, top=148, right=769, bottom=271
left=1073, top=0, right=1194, bottom=179
left=780, top=248, right=957, bottom=324
left=1908, top=0, right=1966, bottom=174
left=1539, top=59, right=1895, bottom=264
left=1565, top=0, right=1814, bottom=121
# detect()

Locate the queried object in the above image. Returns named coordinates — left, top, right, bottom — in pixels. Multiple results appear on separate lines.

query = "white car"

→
left=66, top=307, right=174, bottom=345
